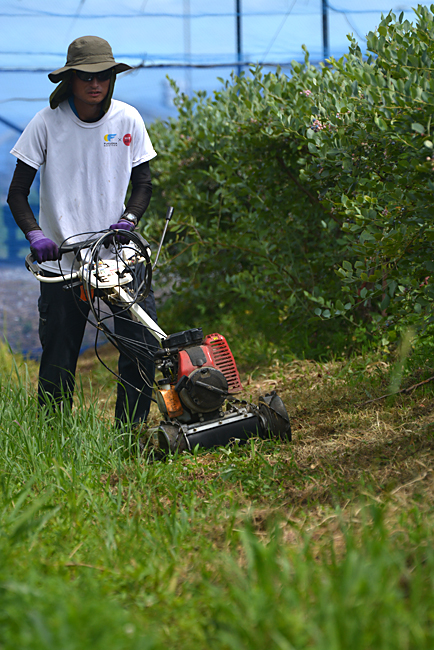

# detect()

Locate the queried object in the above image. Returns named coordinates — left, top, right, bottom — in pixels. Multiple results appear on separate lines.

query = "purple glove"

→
left=108, top=219, right=135, bottom=245
left=26, top=230, right=59, bottom=263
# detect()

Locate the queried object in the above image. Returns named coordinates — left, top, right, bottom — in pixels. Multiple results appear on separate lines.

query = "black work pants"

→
left=37, top=275, right=158, bottom=426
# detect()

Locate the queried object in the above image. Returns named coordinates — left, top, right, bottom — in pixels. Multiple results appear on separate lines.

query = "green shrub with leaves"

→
left=145, top=4, right=434, bottom=357
left=147, top=66, right=350, bottom=358
left=300, top=4, right=434, bottom=347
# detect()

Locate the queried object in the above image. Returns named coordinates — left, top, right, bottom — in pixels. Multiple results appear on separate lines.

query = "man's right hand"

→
left=26, top=230, right=59, bottom=263
left=30, top=238, right=59, bottom=263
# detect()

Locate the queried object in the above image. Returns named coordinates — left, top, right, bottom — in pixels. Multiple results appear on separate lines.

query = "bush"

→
left=145, top=5, right=434, bottom=359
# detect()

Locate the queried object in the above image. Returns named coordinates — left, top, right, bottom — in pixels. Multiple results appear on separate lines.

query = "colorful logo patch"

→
left=123, top=133, right=132, bottom=146
left=104, top=134, right=116, bottom=142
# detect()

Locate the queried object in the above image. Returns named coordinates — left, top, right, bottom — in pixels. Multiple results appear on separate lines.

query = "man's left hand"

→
left=108, top=219, right=135, bottom=244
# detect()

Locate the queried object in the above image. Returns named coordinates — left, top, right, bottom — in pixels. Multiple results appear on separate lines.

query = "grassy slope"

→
left=1, top=342, right=434, bottom=649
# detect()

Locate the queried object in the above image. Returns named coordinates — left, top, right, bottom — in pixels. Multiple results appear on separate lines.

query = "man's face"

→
left=71, top=72, right=110, bottom=107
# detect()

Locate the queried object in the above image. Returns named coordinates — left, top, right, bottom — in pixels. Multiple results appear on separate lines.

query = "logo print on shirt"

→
left=123, top=133, right=132, bottom=146
left=104, top=134, right=117, bottom=147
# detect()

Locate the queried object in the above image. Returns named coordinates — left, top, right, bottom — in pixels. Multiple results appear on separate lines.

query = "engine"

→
left=154, top=328, right=242, bottom=423
left=152, top=328, right=291, bottom=455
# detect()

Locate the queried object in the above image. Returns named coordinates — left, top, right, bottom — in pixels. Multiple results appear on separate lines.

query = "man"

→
left=7, top=35, right=158, bottom=428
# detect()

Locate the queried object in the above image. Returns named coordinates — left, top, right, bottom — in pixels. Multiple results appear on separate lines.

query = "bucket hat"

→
left=48, top=35, right=132, bottom=83
left=49, top=36, right=131, bottom=113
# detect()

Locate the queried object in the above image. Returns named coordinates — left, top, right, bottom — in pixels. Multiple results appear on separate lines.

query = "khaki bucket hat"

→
left=48, top=35, right=132, bottom=83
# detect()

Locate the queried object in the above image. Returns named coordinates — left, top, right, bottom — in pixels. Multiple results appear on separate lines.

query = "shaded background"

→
left=0, top=0, right=428, bottom=355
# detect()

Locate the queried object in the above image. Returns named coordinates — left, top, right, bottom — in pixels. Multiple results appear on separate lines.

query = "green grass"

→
left=1, top=344, right=434, bottom=648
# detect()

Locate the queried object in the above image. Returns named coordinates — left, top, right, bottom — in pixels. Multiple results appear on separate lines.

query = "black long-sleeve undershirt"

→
left=7, top=159, right=153, bottom=236
left=6, top=160, right=38, bottom=235
left=126, top=160, right=153, bottom=220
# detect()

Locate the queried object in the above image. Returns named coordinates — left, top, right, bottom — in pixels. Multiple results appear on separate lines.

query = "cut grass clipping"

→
left=1, top=342, right=434, bottom=648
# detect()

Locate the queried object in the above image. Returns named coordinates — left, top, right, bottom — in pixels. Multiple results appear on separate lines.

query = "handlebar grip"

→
left=58, top=234, right=107, bottom=257
left=58, top=243, right=79, bottom=254
left=58, top=242, right=84, bottom=258
left=58, top=237, right=99, bottom=260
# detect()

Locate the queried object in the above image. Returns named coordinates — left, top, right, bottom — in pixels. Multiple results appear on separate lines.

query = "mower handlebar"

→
left=25, top=252, right=79, bottom=283
left=25, top=230, right=151, bottom=284
left=25, top=233, right=111, bottom=283
left=25, top=233, right=106, bottom=282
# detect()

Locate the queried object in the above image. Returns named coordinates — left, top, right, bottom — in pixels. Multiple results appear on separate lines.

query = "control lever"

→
left=152, top=206, right=174, bottom=271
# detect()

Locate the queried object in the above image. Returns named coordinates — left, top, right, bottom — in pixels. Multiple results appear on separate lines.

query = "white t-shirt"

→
left=11, top=99, right=157, bottom=272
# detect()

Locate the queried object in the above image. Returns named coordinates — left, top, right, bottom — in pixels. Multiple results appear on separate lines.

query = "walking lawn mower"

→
left=25, top=210, right=291, bottom=456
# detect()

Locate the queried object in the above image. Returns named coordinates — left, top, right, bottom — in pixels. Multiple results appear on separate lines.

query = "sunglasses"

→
left=75, top=69, right=113, bottom=83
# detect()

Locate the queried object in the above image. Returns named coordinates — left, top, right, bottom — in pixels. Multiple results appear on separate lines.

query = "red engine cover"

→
left=177, top=345, right=215, bottom=381
left=177, top=334, right=243, bottom=395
